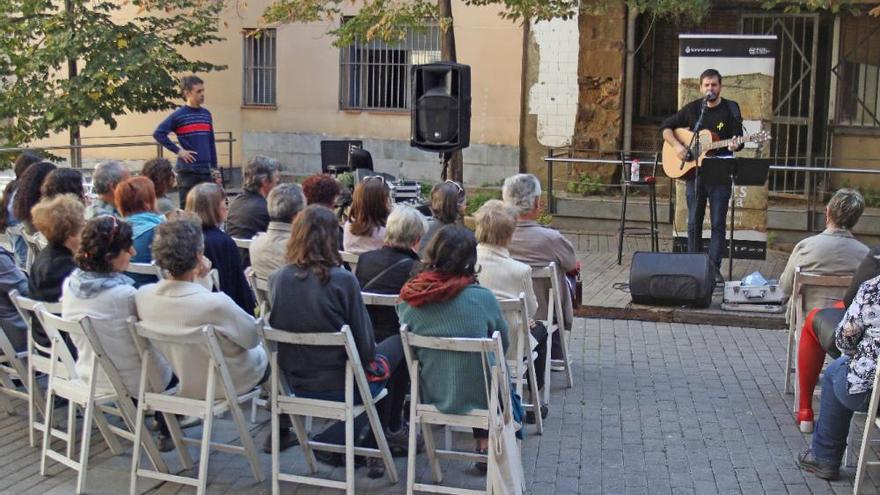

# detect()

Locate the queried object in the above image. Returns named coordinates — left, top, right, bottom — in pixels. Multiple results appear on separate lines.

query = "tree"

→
left=261, top=0, right=709, bottom=182
left=0, top=0, right=226, bottom=168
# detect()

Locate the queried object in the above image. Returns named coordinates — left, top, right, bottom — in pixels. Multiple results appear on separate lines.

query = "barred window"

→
left=339, top=22, right=441, bottom=111
left=243, top=29, right=277, bottom=106
left=835, top=17, right=880, bottom=127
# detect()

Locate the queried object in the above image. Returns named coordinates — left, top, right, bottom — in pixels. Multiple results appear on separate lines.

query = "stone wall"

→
left=243, top=131, right=519, bottom=186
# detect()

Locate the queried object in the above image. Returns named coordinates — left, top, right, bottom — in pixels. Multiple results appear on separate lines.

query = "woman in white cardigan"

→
left=135, top=219, right=267, bottom=400
left=474, top=199, right=548, bottom=422
left=62, top=216, right=174, bottom=447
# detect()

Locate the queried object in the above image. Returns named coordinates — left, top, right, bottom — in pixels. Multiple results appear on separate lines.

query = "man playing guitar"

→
left=661, top=68, right=743, bottom=278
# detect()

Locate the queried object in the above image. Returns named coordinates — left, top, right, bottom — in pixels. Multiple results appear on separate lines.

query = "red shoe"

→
left=797, top=409, right=814, bottom=433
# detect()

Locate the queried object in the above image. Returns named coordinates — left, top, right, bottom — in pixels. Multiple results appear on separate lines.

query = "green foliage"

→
left=565, top=172, right=604, bottom=196
left=420, top=182, right=433, bottom=200
left=337, top=171, right=355, bottom=189
left=537, top=211, right=553, bottom=225
left=0, top=0, right=226, bottom=156
left=465, top=189, right=502, bottom=216
left=262, top=0, right=713, bottom=47
left=760, top=0, right=858, bottom=14
left=861, top=188, right=880, bottom=208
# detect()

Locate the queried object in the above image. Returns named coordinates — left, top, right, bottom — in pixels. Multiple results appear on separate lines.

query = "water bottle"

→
left=630, top=159, right=640, bottom=182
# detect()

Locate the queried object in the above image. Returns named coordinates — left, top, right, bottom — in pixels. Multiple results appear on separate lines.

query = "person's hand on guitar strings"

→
left=727, top=135, right=742, bottom=152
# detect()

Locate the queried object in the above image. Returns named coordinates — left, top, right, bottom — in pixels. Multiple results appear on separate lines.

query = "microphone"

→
left=703, top=91, right=716, bottom=104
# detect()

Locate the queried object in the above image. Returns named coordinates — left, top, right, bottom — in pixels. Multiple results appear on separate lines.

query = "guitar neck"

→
left=704, top=134, right=752, bottom=151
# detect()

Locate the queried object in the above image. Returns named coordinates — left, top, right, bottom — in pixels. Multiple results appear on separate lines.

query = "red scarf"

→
left=399, top=271, right=474, bottom=307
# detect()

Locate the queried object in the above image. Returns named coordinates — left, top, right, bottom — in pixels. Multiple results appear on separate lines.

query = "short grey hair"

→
left=384, top=204, right=428, bottom=249
left=152, top=218, right=204, bottom=277
left=827, top=188, right=865, bottom=230
left=93, top=160, right=130, bottom=195
left=267, top=183, right=305, bottom=223
left=502, top=174, right=542, bottom=215
left=243, top=155, right=280, bottom=193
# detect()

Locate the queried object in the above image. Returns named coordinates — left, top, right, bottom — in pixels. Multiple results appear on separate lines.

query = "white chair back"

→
left=530, top=261, right=574, bottom=394
left=340, top=251, right=359, bottom=273
left=126, top=261, right=162, bottom=278
left=498, top=293, right=543, bottom=434
left=232, top=237, right=253, bottom=250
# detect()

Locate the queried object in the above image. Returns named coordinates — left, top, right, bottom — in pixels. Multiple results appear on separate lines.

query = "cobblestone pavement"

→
left=2, top=318, right=879, bottom=494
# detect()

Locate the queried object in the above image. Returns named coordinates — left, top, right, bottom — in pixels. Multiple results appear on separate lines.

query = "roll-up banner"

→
left=672, top=34, right=777, bottom=260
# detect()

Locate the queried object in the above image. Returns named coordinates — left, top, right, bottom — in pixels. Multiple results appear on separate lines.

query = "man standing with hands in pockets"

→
left=154, top=75, right=222, bottom=205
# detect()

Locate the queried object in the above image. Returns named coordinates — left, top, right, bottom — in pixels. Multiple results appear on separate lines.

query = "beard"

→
left=705, top=91, right=719, bottom=102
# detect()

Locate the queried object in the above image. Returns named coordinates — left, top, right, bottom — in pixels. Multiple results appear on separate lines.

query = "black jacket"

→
left=355, top=246, right=419, bottom=341
left=203, top=226, right=255, bottom=315
left=225, top=191, right=269, bottom=267
left=28, top=244, right=76, bottom=346
left=268, top=265, right=375, bottom=392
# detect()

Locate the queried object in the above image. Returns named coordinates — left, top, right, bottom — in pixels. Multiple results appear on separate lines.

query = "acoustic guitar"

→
left=661, top=128, right=771, bottom=179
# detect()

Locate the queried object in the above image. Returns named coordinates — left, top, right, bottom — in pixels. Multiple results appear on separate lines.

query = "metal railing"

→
left=544, top=147, right=880, bottom=232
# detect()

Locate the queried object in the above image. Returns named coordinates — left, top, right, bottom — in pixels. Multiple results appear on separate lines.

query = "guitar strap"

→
left=726, top=99, right=743, bottom=125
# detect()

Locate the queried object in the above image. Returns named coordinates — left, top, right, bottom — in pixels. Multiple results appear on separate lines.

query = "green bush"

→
left=465, top=190, right=502, bottom=216
left=565, top=173, right=604, bottom=196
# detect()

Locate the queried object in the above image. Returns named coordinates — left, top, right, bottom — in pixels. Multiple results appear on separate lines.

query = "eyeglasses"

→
left=445, top=180, right=464, bottom=194
left=362, top=175, right=388, bottom=185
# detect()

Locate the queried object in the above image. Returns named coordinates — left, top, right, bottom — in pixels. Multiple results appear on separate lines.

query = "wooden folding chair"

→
left=400, top=325, right=515, bottom=495
left=156, top=266, right=220, bottom=292
left=9, top=289, right=56, bottom=447
left=0, top=297, right=33, bottom=417
left=246, top=269, right=271, bottom=314
left=340, top=251, right=359, bottom=273
left=499, top=294, right=543, bottom=435
left=126, top=261, right=162, bottom=278
left=853, top=354, right=880, bottom=494
left=232, top=237, right=254, bottom=250
left=783, top=267, right=852, bottom=416
left=530, top=262, right=574, bottom=404
left=262, top=324, right=398, bottom=494
left=128, top=319, right=264, bottom=495
left=35, top=308, right=170, bottom=494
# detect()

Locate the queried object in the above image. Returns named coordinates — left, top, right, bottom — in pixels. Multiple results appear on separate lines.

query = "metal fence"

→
left=338, top=22, right=441, bottom=111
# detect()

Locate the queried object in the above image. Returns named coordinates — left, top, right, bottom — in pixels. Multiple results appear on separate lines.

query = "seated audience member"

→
left=249, top=183, right=305, bottom=280
left=226, top=155, right=280, bottom=266
left=269, top=205, right=404, bottom=476
left=61, top=216, right=175, bottom=450
left=503, top=173, right=577, bottom=361
left=28, top=195, right=85, bottom=346
left=41, top=168, right=86, bottom=202
left=474, top=199, right=549, bottom=420
left=1, top=151, right=43, bottom=268
left=85, top=160, right=130, bottom=220
left=12, top=161, right=57, bottom=235
left=343, top=176, right=390, bottom=255
left=135, top=219, right=267, bottom=400
left=780, top=188, right=867, bottom=324
left=355, top=204, right=427, bottom=451
left=116, top=176, right=164, bottom=287
left=419, top=180, right=465, bottom=257
left=302, top=174, right=343, bottom=248
left=185, top=183, right=255, bottom=314
left=0, top=244, right=29, bottom=352
left=397, top=225, right=509, bottom=470
left=798, top=275, right=880, bottom=481
left=141, top=158, right=178, bottom=216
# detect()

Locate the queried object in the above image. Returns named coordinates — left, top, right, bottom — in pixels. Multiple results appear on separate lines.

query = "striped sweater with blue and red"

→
left=153, top=105, right=218, bottom=173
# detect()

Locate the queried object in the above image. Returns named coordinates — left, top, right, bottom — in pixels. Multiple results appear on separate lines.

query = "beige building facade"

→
left=34, top=1, right=525, bottom=186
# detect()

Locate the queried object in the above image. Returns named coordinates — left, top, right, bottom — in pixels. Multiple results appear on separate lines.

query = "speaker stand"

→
left=440, top=152, right=452, bottom=181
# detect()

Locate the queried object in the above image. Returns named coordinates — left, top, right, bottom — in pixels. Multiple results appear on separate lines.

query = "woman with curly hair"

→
left=41, top=168, right=86, bottom=202
left=12, top=161, right=56, bottom=233
left=141, top=158, right=177, bottom=216
left=116, top=176, right=163, bottom=286
left=61, top=215, right=175, bottom=449
left=0, top=151, right=43, bottom=267
left=343, top=176, right=390, bottom=255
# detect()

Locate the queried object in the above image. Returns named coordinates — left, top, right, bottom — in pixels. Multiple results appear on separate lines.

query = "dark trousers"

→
left=177, top=169, right=214, bottom=205
left=686, top=176, right=731, bottom=268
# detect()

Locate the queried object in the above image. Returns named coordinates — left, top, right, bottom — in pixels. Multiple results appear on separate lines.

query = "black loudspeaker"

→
left=629, top=252, right=714, bottom=308
left=411, top=62, right=471, bottom=152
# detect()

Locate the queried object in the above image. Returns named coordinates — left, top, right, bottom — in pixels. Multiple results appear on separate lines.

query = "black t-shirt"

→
left=661, top=98, right=744, bottom=157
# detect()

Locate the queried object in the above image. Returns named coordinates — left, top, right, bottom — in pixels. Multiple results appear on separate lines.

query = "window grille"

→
left=834, top=17, right=880, bottom=127
left=243, top=29, right=277, bottom=106
left=339, top=22, right=441, bottom=111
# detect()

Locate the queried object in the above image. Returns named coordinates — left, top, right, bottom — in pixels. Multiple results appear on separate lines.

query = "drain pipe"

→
left=623, top=5, right=637, bottom=152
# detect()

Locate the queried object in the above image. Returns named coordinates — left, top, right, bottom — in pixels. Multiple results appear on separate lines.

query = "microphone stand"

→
left=686, top=94, right=711, bottom=257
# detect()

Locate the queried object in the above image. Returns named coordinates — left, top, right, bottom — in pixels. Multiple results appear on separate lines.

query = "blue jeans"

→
left=812, top=356, right=871, bottom=466
left=686, top=177, right=731, bottom=268
left=9, top=228, right=28, bottom=270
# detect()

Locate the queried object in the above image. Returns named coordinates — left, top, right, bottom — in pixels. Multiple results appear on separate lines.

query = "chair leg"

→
left=527, top=356, right=544, bottom=435
left=195, top=407, right=214, bottom=495
left=855, top=394, right=880, bottom=494
left=228, top=394, right=264, bottom=482
left=271, top=405, right=280, bottom=495
left=39, top=388, right=55, bottom=476
left=290, top=413, right=317, bottom=473
left=164, top=413, right=194, bottom=470
left=783, top=326, right=795, bottom=395
left=76, top=400, right=96, bottom=494
left=93, top=408, right=123, bottom=455
left=542, top=328, right=554, bottom=406
left=67, top=402, right=76, bottom=460
left=559, top=328, right=574, bottom=388
left=345, top=403, right=355, bottom=495
left=251, top=397, right=258, bottom=424
left=129, top=396, right=147, bottom=495
left=421, top=421, right=442, bottom=484
left=28, top=363, right=37, bottom=448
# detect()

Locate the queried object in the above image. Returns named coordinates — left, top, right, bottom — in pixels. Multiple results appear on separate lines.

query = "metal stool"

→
left=617, top=151, right=660, bottom=265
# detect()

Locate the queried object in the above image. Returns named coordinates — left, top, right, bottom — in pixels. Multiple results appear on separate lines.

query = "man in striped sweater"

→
left=154, top=75, right=221, bottom=205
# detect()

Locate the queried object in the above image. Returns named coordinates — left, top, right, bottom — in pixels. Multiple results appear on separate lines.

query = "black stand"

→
left=700, top=158, right=771, bottom=281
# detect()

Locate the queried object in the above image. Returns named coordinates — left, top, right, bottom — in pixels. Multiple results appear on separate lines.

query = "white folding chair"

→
left=499, top=294, right=543, bottom=435
left=340, top=251, right=359, bottom=273
left=10, top=290, right=57, bottom=447
left=262, top=324, right=398, bottom=494
left=0, top=299, right=33, bottom=417
left=126, top=261, right=162, bottom=279
left=530, top=262, right=574, bottom=404
left=853, top=354, right=880, bottom=494
left=233, top=237, right=254, bottom=251
left=400, top=325, right=517, bottom=495
left=783, top=268, right=852, bottom=417
left=128, top=319, right=264, bottom=495
left=35, top=308, right=170, bottom=494
left=246, top=269, right=271, bottom=315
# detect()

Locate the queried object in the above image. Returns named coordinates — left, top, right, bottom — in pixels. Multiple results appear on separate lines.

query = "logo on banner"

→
left=684, top=45, right=722, bottom=55
left=748, top=46, right=771, bottom=56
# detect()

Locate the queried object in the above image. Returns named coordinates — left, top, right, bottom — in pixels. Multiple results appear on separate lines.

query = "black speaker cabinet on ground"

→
left=411, top=62, right=471, bottom=152
left=629, top=252, right=715, bottom=308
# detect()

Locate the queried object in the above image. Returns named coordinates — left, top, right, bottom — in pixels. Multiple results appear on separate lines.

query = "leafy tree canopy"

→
left=0, top=0, right=225, bottom=149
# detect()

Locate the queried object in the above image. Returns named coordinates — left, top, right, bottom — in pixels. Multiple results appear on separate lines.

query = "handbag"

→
left=481, top=352, right=525, bottom=495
